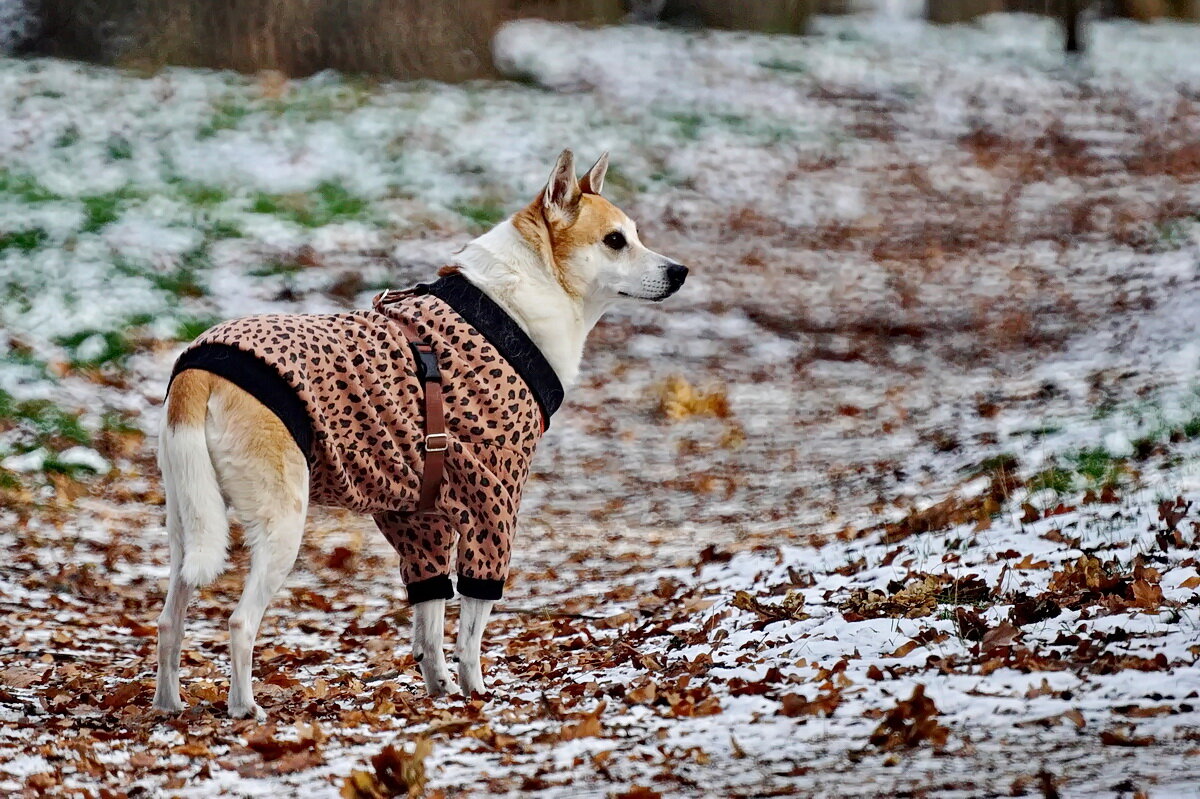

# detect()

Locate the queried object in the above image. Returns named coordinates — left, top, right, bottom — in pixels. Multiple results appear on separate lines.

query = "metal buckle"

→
left=410, top=342, right=441, bottom=382
left=424, top=433, right=448, bottom=453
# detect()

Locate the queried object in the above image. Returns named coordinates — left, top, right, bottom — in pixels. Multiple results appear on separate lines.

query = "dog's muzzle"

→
left=664, top=263, right=689, bottom=295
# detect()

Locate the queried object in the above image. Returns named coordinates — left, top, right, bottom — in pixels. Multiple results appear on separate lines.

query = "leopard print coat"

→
left=170, top=274, right=564, bottom=603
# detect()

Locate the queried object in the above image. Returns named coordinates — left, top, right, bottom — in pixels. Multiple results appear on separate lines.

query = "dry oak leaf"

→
left=341, top=738, right=431, bottom=799
left=1099, top=729, right=1155, bottom=747
left=0, top=666, right=46, bottom=690
left=868, top=685, right=949, bottom=751
left=613, top=788, right=662, bottom=799
left=246, top=721, right=324, bottom=762
left=981, top=620, right=1021, bottom=651
left=537, top=702, right=607, bottom=743
left=101, top=679, right=147, bottom=709
left=654, top=374, right=730, bottom=421
left=1158, top=497, right=1192, bottom=532
left=1130, top=579, right=1164, bottom=610
left=732, top=590, right=806, bottom=623
left=780, top=689, right=842, bottom=719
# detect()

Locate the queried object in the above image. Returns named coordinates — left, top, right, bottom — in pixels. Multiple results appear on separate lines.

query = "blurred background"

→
left=3, top=2, right=1200, bottom=794
left=5, top=2, right=1200, bottom=80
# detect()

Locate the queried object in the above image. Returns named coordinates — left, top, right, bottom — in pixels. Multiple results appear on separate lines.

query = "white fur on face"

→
left=604, top=233, right=679, bottom=302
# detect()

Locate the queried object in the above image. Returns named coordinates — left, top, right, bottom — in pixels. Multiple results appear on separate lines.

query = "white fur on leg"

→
left=224, top=505, right=306, bottom=720
left=413, top=599, right=456, bottom=696
left=153, top=488, right=193, bottom=713
left=207, top=402, right=309, bottom=721
left=455, top=597, right=493, bottom=696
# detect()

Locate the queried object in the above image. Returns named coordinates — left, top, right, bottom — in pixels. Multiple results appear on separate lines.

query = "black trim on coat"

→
left=169, top=343, right=314, bottom=460
left=456, top=574, right=505, bottom=601
left=407, top=574, right=455, bottom=604
left=418, top=273, right=565, bottom=428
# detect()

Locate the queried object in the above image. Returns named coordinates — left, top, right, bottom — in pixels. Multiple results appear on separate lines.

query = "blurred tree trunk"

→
left=1108, top=0, right=1200, bottom=18
left=661, top=0, right=814, bottom=33
left=1063, top=0, right=1082, bottom=51
left=510, top=0, right=625, bottom=22
left=926, top=0, right=1005, bottom=23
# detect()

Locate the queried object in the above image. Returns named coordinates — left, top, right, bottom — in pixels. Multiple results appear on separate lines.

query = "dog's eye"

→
left=603, top=231, right=626, bottom=250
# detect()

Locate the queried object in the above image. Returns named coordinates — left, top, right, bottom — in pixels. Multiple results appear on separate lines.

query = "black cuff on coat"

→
left=406, top=575, right=454, bottom=604
left=457, top=574, right=504, bottom=601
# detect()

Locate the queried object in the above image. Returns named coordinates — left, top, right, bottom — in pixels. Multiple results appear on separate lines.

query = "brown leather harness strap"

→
left=376, top=289, right=446, bottom=513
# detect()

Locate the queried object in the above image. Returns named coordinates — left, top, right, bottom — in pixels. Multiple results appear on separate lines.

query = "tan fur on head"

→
left=511, top=150, right=630, bottom=301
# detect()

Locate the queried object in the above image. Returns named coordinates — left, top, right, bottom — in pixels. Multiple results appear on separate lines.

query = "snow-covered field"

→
left=2, top=12, right=1200, bottom=797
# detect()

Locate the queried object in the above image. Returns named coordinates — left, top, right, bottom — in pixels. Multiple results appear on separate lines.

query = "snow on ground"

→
left=2, top=12, right=1200, bottom=797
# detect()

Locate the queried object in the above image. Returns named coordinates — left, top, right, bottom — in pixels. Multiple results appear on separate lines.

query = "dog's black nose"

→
left=665, top=263, right=689, bottom=290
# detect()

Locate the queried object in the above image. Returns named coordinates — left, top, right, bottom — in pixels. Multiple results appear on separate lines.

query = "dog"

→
left=153, top=150, right=688, bottom=719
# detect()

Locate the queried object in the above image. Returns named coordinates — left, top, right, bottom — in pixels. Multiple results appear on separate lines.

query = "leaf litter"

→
left=3, top=10, right=1200, bottom=799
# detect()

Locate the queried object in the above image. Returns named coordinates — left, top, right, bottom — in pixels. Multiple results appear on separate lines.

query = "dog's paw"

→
left=152, top=696, right=185, bottom=714
left=458, top=672, right=486, bottom=698
left=228, top=701, right=267, bottom=722
left=425, top=675, right=459, bottom=697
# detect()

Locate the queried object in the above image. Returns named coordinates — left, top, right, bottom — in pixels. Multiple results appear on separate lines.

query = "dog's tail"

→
left=159, top=370, right=229, bottom=587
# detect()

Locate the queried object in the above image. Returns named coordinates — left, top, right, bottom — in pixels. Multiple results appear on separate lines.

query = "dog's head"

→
left=513, top=150, right=688, bottom=305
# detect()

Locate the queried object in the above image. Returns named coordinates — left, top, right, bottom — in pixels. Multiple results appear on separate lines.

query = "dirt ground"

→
left=3, top=14, right=1200, bottom=799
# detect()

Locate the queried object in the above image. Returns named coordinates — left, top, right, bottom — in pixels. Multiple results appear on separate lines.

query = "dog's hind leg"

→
left=205, top=378, right=309, bottom=721
left=152, top=487, right=194, bottom=713
left=455, top=597, right=493, bottom=696
left=413, top=600, right=456, bottom=696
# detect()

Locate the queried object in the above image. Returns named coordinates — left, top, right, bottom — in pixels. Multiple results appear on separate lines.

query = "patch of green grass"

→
left=249, top=257, right=305, bottom=278
left=54, top=125, right=80, bottom=149
left=208, top=220, right=243, bottom=240
left=175, top=181, right=229, bottom=207
left=1182, top=415, right=1200, bottom=440
left=0, top=228, right=48, bottom=253
left=42, top=452, right=102, bottom=477
left=666, top=112, right=705, bottom=141
left=759, top=57, right=808, bottom=74
left=198, top=100, right=252, bottom=139
left=112, top=256, right=207, bottom=299
left=100, top=412, right=141, bottom=435
left=1071, top=446, right=1120, bottom=485
left=314, top=181, right=368, bottom=223
left=105, top=136, right=133, bottom=161
left=976, top=453, right=1019, bottom=475
left=175, top=316, right=220, bottom=342
left=250, top=182, right=370, bottom=228
left=250, top=193, right=284, bottom=216
left=0, top=171, right=59, bottom=203
left=452, top=200, right=507, bottom=231
left=0, top=390, right=90, bottom=447
left=1028, top=465, right=1073, bottom=495
left=56, top=329, right=138, bottom=367
left=156, top=268, right=206, bottom=297
left=81, top=192, right=133, bottom=234
left=0, top=467, right=20, bottom=490
left=268, top=81, right=375, bottom=121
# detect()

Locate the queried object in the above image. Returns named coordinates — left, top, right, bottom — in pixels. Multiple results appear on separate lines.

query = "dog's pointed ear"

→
left=542, top=149, right=581, bottom=225
left=579, top=151, right=609, bottom=196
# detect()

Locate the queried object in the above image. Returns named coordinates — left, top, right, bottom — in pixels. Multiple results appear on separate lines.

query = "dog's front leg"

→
left=455, top=597, right=493, bottom=696
left=412, top=599, right=456, bottom=696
